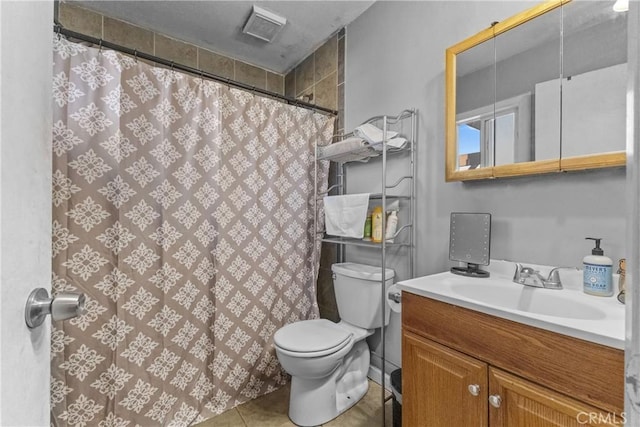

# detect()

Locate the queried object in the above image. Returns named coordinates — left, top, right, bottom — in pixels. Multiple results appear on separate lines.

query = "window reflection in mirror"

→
left=494, top=111, right=516, bottom=166
left=561, top=1, right=627, bottom=160
left=456, top=94, right=530, bottom=168
left=457, top=112, right=517, bottom=169
left=457, top=122, right=481, bottom=170
left=455, top=36, right=495, bottom=171
left=495, top=5, right=562, bottom=164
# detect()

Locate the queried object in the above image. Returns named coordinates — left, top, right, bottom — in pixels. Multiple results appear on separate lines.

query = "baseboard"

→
left=367, top=365, right=393, bottom=392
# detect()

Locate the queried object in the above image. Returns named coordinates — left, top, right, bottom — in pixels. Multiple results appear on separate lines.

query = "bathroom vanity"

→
left=399, top=262, right=624, bottom=426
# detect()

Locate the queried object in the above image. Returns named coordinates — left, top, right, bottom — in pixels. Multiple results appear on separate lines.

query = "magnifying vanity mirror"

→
left=449, top=212, right=491, bottom=278
left=446, top=0, right=627, bottom=182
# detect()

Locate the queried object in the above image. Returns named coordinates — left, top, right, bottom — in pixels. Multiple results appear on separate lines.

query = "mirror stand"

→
left=451, top=263, right=490, bottom=278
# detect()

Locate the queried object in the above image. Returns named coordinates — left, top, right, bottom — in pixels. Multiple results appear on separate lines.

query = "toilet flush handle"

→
left=387, top=291, right=401, bottom=304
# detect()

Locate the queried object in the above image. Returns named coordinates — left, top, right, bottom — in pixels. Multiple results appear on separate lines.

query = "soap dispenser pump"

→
left=583, top=237, right=613, bottom=296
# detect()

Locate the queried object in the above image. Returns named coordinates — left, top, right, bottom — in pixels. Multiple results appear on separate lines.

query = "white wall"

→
left=345, top=1, right=626, bottom=371
left=0, top=1, right=53, bottom=425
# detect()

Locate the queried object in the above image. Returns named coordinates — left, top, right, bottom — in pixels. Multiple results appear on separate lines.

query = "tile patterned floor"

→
left=196, top=380, right=392, bottom=427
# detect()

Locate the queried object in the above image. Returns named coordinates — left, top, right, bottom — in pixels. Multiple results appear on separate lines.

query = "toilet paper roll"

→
left=387, top=284, right=402, bottom=313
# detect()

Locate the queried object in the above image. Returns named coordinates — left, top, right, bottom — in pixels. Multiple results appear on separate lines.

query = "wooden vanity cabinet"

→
left=402, top=292, right=624, bottom=427
left=489, top=368, right=622, bottom=427
left=403, top=333, right=488, bottom=426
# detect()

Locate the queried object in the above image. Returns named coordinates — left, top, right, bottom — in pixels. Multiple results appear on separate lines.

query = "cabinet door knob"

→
left=468, top=384, right=480, bottom=396
left=489, top=394, right=502, bottom=408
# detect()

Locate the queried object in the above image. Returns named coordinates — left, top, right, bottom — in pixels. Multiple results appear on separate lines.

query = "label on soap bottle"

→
left=583, top=263, right=613, bottom=296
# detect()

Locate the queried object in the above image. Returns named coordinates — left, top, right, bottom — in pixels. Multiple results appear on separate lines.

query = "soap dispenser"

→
left=583, top=237, right=613, bottom=297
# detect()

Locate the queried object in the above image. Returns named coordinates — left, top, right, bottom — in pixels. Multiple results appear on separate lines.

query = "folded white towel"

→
left=388, top=137, right=407, bottom=149
left=322, top=149, right=379, bottom=163
left=324, top=193, right=370, bottom=238
left=318, top=137, right=379, bottom=162
left=318, top=137, right=366, bottom=158
left=354, top=123, right=398, bottom=148
left=370, top=136, right=408, bottom=152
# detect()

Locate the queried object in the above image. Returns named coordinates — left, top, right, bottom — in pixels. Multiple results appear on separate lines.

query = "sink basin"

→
left=397, top=260, right=625, bottom=349
left=450, top=283, right=606, bottom=320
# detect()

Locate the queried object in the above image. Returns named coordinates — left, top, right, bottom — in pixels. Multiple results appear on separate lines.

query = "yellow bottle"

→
left=371, top=206, right=384, bottom=243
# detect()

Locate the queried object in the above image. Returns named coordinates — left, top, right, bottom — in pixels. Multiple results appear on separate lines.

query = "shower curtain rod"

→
left=52, top=24, right=338, bottom=116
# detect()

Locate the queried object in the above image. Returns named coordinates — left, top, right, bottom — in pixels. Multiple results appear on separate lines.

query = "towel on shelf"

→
left=354, top=123, right=398, bottom=149
left=317, top=137, right=378, bottom=162
left=370, top=136, right=409, bottom=152
left=323, top=150, right=378, bottom=163
left=323, top=193, right=370, bottom=238
left=387, top=137, right=408, bottom=150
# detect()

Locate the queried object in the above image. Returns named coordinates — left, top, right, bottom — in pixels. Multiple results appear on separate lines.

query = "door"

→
left=403, top=331, right=488, bottom=427
left=489, top=368, right=622, bottom=427
left=0, top=1, right=54, bottom=425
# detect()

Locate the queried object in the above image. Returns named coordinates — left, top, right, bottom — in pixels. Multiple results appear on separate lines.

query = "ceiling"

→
left=72, top=0, right=374, bottom=74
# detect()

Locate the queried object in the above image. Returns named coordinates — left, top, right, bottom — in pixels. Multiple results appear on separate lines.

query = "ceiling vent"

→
left=242, top=5, right=287, bottom=43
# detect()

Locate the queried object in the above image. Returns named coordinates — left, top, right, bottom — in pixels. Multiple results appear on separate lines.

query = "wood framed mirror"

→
left=445, top=0, right=627, bottom=182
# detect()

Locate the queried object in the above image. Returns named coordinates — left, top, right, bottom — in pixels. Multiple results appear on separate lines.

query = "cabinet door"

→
left=403, top=331, right=488, bottom=427
left=489, top=368, right=622, bottom=427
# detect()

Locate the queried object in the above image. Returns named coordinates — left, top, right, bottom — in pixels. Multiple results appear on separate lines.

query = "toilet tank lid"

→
left=331, top=262, right=395, bottom=281
left=274, top=319, right=352, bottom=353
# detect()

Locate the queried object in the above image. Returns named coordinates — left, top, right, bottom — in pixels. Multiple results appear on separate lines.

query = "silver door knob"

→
left=489, top=394, right=502, bottom=408
left=25, top=288, right=86, bottom=329
left=468, top=384, right=480, bottom=396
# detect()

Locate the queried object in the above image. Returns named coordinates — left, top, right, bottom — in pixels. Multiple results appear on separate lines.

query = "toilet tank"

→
left=332, top=262, right=395, bottom=329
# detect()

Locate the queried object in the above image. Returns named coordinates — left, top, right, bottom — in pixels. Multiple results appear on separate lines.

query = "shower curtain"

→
left=51, top=36, right=334, bottom=426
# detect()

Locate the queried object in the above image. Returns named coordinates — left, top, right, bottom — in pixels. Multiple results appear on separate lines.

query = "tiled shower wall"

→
left=57, top=2, right=285, bottom=94
left=285, top=29, right=345, bottom=132
left=285, top=31, right=346, bottom=322
left=57, top=1, right=345, bottom=321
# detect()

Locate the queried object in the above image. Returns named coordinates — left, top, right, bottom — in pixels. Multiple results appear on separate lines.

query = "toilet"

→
left=274, top=262, right=394, bottom=426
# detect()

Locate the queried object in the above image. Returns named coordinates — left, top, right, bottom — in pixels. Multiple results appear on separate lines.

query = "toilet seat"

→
left=274, top=319, right=354, bottom=358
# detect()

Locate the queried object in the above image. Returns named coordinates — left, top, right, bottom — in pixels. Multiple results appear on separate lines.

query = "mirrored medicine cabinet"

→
left=445, top=0, right=628, bottom=182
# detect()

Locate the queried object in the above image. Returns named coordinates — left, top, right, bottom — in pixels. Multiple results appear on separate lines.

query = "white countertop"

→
left=398, top=260, right=625, bottom=349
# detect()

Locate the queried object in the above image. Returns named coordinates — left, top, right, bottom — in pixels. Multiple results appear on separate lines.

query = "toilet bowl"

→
left=274, top=262, right=394, bottom=427
left=275, top=319, right=356, bottom=379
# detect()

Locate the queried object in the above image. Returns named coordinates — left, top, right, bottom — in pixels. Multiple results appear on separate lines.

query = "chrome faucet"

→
left=513, top=264, right=578, bottom=290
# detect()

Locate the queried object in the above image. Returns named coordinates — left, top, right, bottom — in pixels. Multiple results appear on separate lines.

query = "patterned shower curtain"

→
left=50, top=36, right=334, bottom=426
